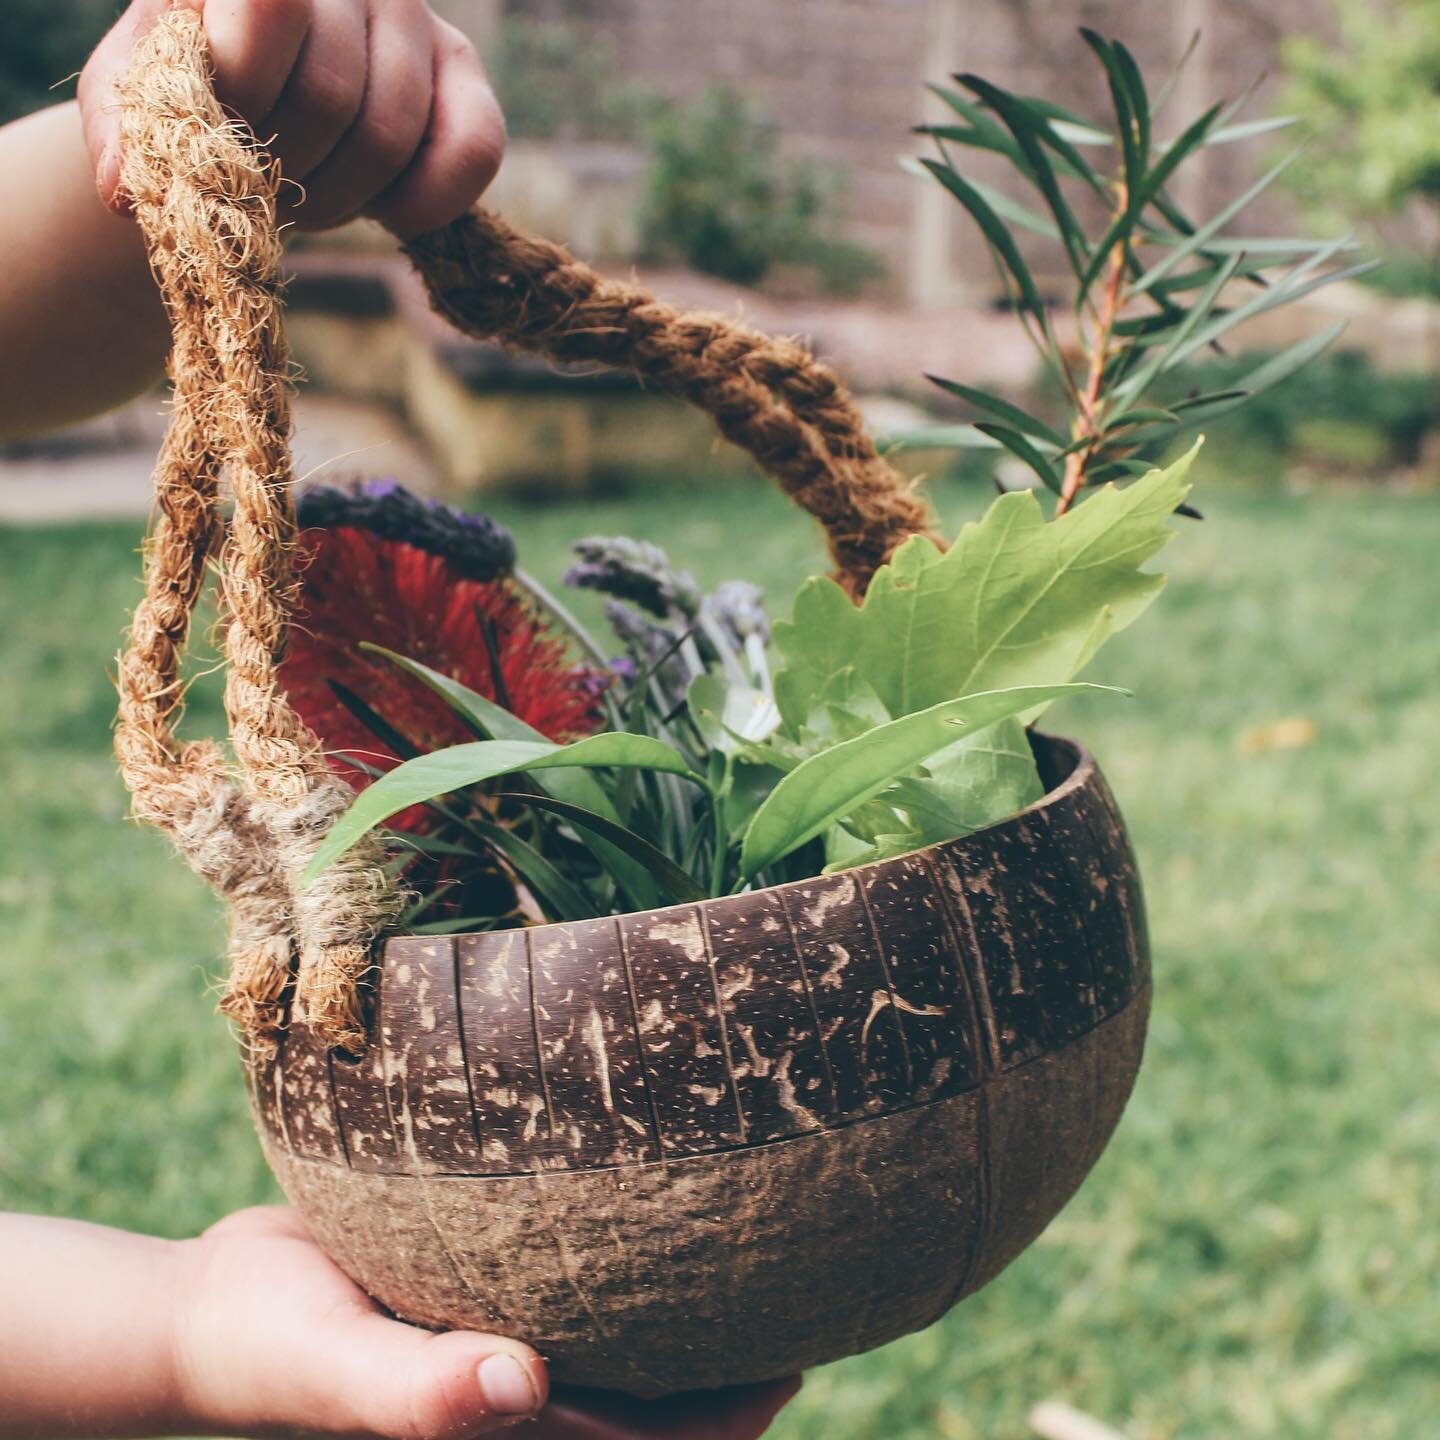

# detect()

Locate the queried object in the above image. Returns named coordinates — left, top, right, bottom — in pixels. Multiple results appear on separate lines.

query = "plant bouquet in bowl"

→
left=118, top=13, right=1355, bottom=1396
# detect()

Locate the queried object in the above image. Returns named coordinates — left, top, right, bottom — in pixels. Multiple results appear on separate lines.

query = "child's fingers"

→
left=364, top=15, right=506, bottom=238
left=251, top=0, right=368, bottom=182
left=284, top=0, right=437, bottom=229
left=79, top=0, right=310, bottom=211
left=77, top=0, right=176, bottom=208
left=191, top=0, right=312, bottom=124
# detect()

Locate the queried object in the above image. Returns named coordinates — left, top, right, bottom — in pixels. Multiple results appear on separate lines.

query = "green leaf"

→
left=1231, top=321, right=1348, bottom=397
left=772, top=444, right=1198, bottom=731
left=1111, top=39, right=1151, bottom=161
left=956, top=74, right=1091, bottom=280
left=1131, top=151, right=1302, bottom=294
left=926, top=376, right=1067, bottom=447
left=1204, top=114, right=1299, bottom=146
left=1077, top=100, right=1222, bottom=303
left=1113, top=251, right=1242, bottom=403
left=302, top=733, right=702, bottom=885
left=920, top=158, right=1046, bottom=318
left=464, top=811, right=602, bottom=923
left=409, top=915, right=504, bottom=936
left=974, top=422, right=1063, bottom=494
left=491, top=792, right=708, bottom=905
left=881, top=423, right=1001, bottom=452
left=1080, top=29, right=1143, bottom=195
left=963, top=177, right=1063, bottom=241
left=1106, top=405, right=1181, bottom=431
left=740, top=683, right=1113, bottom=878
left=360, top=644, right=622, bottom=820
left=829, top=715, right=1047, bottom=871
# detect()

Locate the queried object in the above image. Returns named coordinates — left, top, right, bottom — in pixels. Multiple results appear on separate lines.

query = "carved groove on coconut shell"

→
left=259, top=735, right=1147, bottom=1182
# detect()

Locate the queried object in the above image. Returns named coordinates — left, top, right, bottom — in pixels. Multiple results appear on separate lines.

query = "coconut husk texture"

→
left=249, top=736, right=1151, bottom=1395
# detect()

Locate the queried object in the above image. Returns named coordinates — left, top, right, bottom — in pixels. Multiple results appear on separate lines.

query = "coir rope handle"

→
left=114, top=6, right=933, bottom=1053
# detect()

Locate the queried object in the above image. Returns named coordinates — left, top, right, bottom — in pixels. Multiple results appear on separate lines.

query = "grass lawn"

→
left=2, top=477, right=1438, bottom=1439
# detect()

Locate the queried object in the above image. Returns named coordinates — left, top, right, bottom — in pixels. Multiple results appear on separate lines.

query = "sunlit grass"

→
left=2, top=480, right=1436, bottom=1438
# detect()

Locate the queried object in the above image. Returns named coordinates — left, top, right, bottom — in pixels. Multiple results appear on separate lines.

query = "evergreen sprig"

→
left=905, top=28, right=1375, bottom=514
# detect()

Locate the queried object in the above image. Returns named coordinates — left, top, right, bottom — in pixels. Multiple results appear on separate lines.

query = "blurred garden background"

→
left=2, top=2, right=1439, bottom=1437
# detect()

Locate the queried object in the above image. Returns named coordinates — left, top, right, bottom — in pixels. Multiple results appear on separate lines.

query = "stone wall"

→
left=464, top=0, right=1336, bottom=303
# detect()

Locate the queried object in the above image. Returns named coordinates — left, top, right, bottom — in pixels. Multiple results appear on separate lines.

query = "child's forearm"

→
left=0, top=1213, right=185, bottom=1439
left=0, top=102, right=169, bottom=441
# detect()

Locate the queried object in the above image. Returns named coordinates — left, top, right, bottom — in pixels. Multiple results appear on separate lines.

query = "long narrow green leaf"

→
left=880, top=423, right=1002, bottom=453
left=1078, top=100, right=1223, bottom=304
left=965, top=177, right=1063, bottom=240
left=926, top=376, right=1067, bottom=447
left=974, top=423, right=1063, bottom=494
left=464, top=812, right=601, bottom=923
left=360, top=644, right=621, bottom=819
left=1080, top=29, right=1142, bottom=196
left=1112, top=39, right=1151, bottom=161
left=1232, top=321, right=1348, bottom=396
left=1113, top=250, right=1242, bottom=404
left=920, top=158, right=1046, bottom=317
left=1132, top=151, right=1302, bottom=293
left=493, top=792, right=707, bottom=904
left=303, top=733, right=703, bottom=885
left=1204, top=114, right=1299, bottom=146
left=739, top=684, right=1117, bottom=878
left=1170, top=388, right=1251, bottom=413
left=327, top=681, right=421, bottom=760
left=1169, top=246, right=1371, bottom=368
left=410, top=915, right=504, bottom=936
left=957, top=74, right=1091, bottom=280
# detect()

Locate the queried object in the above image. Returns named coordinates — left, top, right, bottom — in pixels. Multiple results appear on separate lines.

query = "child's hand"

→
left=172, top=1207, right=799, bottom=1440
left=78, top=0, right=505, bottom=237
left=171, top=1206, right=548, bottom=1436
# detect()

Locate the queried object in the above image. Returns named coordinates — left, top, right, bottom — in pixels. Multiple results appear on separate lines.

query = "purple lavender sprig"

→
left=297, top=480, right=516, bottom=583
left=564, top=536, right=702, bottom=620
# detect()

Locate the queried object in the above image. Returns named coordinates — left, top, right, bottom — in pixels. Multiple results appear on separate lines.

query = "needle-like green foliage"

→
left=904, top=28, right=1372, bottom=516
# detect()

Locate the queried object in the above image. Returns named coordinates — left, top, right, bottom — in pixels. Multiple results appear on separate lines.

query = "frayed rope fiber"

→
left=114, top=3, right=931, bottom=1052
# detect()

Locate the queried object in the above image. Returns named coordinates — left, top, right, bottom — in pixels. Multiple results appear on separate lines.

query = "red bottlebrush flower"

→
left=280, top=524, right=605, bottom=827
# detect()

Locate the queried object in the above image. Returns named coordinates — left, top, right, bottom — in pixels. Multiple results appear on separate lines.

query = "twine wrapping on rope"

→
left=114, top=4, right=933, bottom=1052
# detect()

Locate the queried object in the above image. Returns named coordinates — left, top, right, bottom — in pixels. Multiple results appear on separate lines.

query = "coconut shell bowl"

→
left=250, top=733, right=1149, bottom=1395
left=116, top=9, right=1151, bottom=1399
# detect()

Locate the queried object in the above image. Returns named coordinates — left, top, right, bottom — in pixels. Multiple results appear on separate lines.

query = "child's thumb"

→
left=294, top=1312, right=549, bottom=1438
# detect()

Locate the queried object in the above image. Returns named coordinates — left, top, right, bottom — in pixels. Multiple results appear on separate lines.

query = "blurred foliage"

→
left=1155, top=348, right=1439, bottom=478
left=1357, top=249, right=1440, bottom=302
left=486, top=15, right=660, bottom=143
left=903, top=29, right=1364, bottom=513
left=1280, top=0, right=1440, bottom=222
left=1280, top=0, right=1440, bottom=303
left=641, top=86, right=884, bottom=295
left=1024, top=346, right=1439, bottom=481
left=0, top=0, right=115, bottom=124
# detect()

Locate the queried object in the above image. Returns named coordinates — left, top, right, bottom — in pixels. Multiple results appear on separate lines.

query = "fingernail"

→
left=477, top=1353, right=539, bottom=1417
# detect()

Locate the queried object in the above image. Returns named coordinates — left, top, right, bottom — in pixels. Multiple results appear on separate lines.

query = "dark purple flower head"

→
left=296, top=480, right=516, bottom=583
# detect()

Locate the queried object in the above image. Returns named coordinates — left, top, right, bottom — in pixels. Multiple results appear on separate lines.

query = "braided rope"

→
left=115, top=4, right=931, bottom=1051
left=405, top=214, right=936, bottom=592
left=116, top=9, right=400, bottom=1051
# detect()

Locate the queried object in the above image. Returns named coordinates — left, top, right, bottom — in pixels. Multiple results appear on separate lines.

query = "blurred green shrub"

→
left=1280, top=0, right=1440, bottom=302
left=1156, top=348, right=1438, bottom=476
left=640, top=86, right=883, bottom=295
left=487, top=16, right=659, bottom=142
left=1, top=0, right=114, bottom=123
